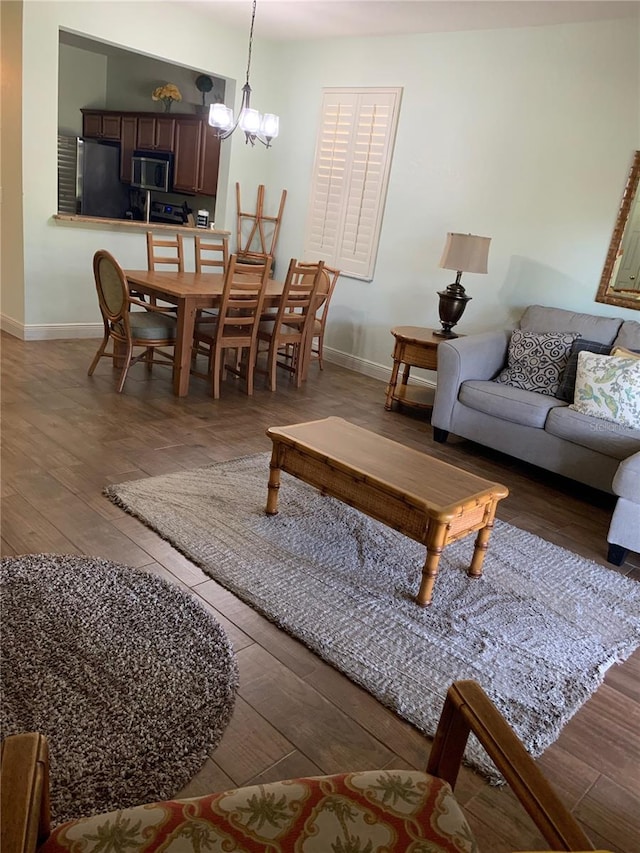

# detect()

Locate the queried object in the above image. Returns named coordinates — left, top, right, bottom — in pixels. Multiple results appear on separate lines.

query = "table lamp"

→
left=434, top=232, right=491, bottom=338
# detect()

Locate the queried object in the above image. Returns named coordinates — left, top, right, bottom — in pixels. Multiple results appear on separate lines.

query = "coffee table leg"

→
left=468, top=500, right=498, bottom=578
left=266, top=447, right=282, bottom=515
left=417, top=522, right=448, bottom=606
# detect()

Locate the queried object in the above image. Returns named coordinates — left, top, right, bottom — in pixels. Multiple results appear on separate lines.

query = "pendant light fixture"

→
left=208, top=0, right=279, bottom=148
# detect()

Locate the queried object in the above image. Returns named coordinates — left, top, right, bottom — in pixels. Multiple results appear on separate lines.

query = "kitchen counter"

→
left=53, top=214, right=230, bottom=236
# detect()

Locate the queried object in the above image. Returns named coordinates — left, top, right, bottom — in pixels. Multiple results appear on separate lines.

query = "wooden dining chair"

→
left=192, top=254, right=271, bottom=398
left=146, top=232, right=185, bottom=271
left=257, top=258, right=325, bottom=391
left=88, top=250, right=177, bottom=393
left=308, top=264, right=340, bottom=370
left=194, top=234, right=229, bottom=273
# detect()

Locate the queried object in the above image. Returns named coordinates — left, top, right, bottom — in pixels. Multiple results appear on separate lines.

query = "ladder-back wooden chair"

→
left=146, top=232, right=185, bottom=272
left=257, top=259, right=325, bottom=391
left=192, top=254, right=272, bottom=398
left=1, top=681, right=599, bottom=853
left=88, top=250, right=176, bottom=393
left=194, top=234, right=230, bottom=322
left=194, top=234, right=229, bottom=274
left=235, top=182, right=287, bottom=269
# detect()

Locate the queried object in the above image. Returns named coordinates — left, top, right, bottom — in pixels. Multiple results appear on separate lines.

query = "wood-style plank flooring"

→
left=1, top=331, right=638, bottom=852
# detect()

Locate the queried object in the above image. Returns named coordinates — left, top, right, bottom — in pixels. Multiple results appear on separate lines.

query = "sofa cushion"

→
left=460, top=379, right=567, bottom=428
left=612, top=319, right=640, bottom=350
left=545, top=406, right=640, bottom=460
left=519, top=305, right=622, bottom=344
left=555, top=339, right=612, bottom=402
left=494, top=329, right=578, bottom=396
left=40, top=771, right=475, bottom=853
left=570, top=351, right=640, bottom=429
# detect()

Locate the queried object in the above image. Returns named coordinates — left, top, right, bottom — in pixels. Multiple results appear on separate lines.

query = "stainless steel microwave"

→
left=131, top=150, right=172, bottom=192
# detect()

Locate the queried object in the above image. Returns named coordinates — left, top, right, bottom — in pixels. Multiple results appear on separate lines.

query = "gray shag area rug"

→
left=0, top=554, right=238, bottom=825
left=105, top=453, right=640, bottom=781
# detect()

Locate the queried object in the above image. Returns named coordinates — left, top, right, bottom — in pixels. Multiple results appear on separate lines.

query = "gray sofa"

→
left=431, top=305, right=640, bottom=565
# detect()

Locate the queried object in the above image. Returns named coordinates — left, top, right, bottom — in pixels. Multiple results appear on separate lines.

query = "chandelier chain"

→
left=245, top=0, right=257, bottom=86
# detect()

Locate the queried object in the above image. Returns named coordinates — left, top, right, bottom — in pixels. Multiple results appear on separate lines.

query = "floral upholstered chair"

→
left=1, top=681, right=602, bottom=853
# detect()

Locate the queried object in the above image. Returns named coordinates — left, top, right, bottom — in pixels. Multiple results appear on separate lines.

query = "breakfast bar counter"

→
left=53, top=214, right=231, bottom=237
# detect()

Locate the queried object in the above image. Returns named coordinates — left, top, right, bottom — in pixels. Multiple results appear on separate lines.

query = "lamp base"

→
left=435, top=284, right=471, bottom=338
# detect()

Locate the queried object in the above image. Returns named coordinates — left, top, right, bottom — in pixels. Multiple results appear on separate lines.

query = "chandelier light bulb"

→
left=260, top=113, right=279, bottom=139
left=239, top=107, right=261, bottom=134
left=209, top=103, right=234, bottom=131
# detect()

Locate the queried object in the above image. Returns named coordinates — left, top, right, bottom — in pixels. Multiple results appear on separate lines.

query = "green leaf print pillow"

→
left=570, top=351, right=640, bottom=429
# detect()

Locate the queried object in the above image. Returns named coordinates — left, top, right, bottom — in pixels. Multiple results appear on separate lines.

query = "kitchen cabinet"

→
left=120, top=116, right=137, bottom=183
left=82, top=111, right=121, bottom=140
left=136, top=116, right=175, bottom=151
left=80, top=109, right=220, bottom=197
left=173, top=118, right=219, bottom=195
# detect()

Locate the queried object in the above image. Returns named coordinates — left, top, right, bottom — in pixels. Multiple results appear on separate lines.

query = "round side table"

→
left=384, top=326, right=443, bottom=411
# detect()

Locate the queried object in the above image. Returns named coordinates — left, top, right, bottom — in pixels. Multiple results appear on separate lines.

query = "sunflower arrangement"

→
left=152, top=83, right=182, bottom=112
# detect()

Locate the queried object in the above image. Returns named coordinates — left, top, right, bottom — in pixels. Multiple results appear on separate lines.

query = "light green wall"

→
left=58, top=44, right=107, bottom=136
left=6, top=1, right=640, bottom=360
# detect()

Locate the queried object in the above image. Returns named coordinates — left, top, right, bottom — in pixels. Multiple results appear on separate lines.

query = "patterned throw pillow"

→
left=570, top=351, right=640, bottom=429
left=555, top=339, right=612, bottom=402
left=494, top=329, right=580, bottom=396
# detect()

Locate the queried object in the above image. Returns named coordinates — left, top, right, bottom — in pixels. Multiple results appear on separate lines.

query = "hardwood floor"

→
left=2, top=331, right=638, bottom=851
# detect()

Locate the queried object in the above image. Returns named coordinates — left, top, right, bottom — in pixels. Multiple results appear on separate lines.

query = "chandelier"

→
left=208, top=0, right=279, bottom=148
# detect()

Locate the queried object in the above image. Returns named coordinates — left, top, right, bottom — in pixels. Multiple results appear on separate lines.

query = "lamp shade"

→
left=439, top=233, right=491, bottom=274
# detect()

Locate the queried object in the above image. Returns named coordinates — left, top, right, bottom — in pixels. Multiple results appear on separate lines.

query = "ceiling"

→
left=184, top=0, right=639, bottom=41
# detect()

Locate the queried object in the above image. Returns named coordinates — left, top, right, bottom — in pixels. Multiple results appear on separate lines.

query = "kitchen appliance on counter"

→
left=149, top=200, right=189, bottom=225
left=131, top=150, right=173, bottom=193
left=57, top=135, right=130, bottom=218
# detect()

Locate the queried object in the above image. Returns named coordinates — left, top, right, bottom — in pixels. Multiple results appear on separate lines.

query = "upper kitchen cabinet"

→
left=120, top=116, right=137, bottom=183
left=82, top=110, right=122, bottom=140
left=173, top=117, right=220, bottom=195
left=137, top=116, right=175, bottom=151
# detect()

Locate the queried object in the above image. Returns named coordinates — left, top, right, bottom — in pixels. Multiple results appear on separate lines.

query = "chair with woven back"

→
left=0, top=681, right=602, bottom=853
left=256, top=258, right=325, bottom=391
left=308, top=263, right=340, bottom=370
left=191, top=254, right=272, bottom=398
left=87, top=250, right=177, bottom=393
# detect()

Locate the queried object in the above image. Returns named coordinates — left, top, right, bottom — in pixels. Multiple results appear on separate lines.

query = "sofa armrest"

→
left=612, top=451, right=640, bottom=503
left=432, top=330, right=511, bottom=432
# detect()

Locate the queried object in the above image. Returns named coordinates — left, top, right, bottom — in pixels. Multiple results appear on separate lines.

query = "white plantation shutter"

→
left=304, top=88, right=402, bottom=280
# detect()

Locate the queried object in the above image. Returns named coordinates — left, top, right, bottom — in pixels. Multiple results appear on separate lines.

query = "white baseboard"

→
left=1, top=316, right=103, bottom=341
left=323, top=345, right=435, bottom=388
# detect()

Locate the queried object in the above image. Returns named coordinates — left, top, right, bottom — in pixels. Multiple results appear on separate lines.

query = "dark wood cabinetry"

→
left=82, top=111, right=121, bottom=140
left=136, top=116, right=175, bottom=151
left=80, top=109, right=219, bottom=196
left=120, top=116, right=137, bottom=183
left=173, top=118, right=220, bottom=195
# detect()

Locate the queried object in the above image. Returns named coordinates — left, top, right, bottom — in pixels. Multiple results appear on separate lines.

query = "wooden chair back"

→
left=297, top=263, right=340, bottom=369
left=146, top=232, right=185, bottom=271
left=235, top=182, right=286, bottom=267
left=203, top=254, right=271, bottom=398
left=257, top=259, right=325, bottom=390
left=195, top=234, right=229, bottom=274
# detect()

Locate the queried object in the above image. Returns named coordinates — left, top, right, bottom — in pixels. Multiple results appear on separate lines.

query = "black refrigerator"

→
left=57, top=136, right=130, bottom=219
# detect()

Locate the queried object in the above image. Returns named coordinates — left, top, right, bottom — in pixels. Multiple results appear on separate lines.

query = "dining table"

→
left=123, top=270, right=289, bottom=397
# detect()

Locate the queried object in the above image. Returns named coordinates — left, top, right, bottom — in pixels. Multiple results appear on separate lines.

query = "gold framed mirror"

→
left=595, top=149, right=640, bottom=310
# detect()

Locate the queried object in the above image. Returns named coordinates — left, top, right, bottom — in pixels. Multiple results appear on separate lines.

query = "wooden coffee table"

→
left=265, top=417, right=509, bottom=606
